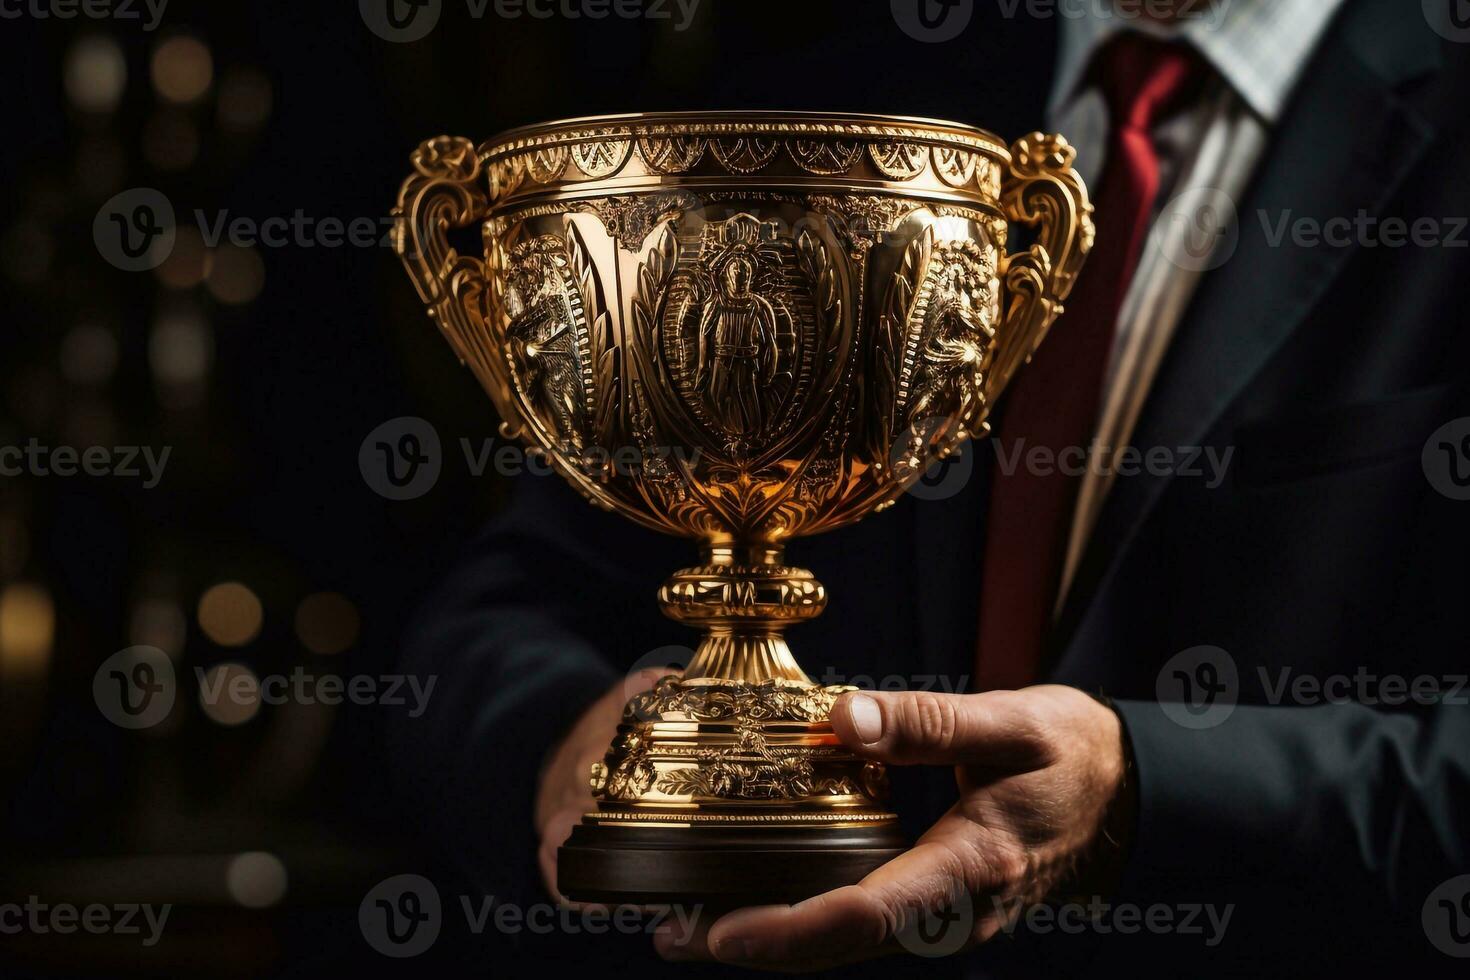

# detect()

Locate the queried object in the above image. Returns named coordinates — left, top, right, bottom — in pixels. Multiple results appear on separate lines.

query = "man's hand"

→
left=534, top=668, right=668, bottom=902
left=655, top=685, right=1132, bottom=970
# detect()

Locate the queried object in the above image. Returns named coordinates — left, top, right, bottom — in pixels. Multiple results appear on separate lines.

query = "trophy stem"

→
left=659, top=542, right=826, bottom=684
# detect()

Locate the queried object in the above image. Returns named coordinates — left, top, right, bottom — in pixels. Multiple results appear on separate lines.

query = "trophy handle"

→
left=392, top=135, right=525, bottom=439
left=991, top=132, right=1096, bottom=405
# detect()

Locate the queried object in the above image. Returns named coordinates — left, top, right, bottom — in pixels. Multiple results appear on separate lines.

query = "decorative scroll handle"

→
left=989, top=132, right=1095, bottom=405
left=391, top=136, right=524, bottom=438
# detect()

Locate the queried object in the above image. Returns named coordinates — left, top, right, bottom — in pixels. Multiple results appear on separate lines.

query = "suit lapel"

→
left=1051, top=0, right=1442, bottom=655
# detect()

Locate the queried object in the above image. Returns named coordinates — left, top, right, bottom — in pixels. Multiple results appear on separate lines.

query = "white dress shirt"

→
left=1048, top=0, right=1348, bottom=608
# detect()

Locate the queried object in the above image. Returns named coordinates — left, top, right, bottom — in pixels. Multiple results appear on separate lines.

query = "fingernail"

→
left=848, top=693, right=883, bottom=744
left=711, top=935, right=759, bottom=963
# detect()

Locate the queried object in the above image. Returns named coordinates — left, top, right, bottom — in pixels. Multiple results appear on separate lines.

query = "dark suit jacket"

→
left=387, top=0, right=1470, bottom=975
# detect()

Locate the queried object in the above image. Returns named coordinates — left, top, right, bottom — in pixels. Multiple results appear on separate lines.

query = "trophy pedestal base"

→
left=558, top=818, right=906, bottom=906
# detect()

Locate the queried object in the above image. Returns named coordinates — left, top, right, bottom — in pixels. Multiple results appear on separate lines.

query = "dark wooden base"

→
left=558, top=819, right=907, bottom=906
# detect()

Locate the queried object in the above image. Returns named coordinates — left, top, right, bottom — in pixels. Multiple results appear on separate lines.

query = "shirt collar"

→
left=1048, top=0, right=1349, bottom=125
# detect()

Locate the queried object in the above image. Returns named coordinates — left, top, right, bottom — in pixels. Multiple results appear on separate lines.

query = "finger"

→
left=537, top=806, right=583, bottom=904
left=704, top=814, right=995, bottom=970
left=652, top=904, right=717, bottom=961
left=829, top=689, right=1049, bottom=767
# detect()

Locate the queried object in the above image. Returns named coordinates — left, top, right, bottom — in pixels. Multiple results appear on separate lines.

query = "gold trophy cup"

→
left=394, top=112, right=1091, bottom=904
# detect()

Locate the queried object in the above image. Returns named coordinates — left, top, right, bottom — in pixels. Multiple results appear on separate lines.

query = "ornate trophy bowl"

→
left=393, top=111, right=1091, bottom=905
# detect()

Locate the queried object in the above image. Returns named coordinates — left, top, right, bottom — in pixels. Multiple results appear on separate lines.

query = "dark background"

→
left=0, top=0, right=1056, bottom=974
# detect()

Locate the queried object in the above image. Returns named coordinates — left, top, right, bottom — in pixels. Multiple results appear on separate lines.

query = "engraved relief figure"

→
left=661, top=213, right=808, bottom=456
left=504, top=237, right=587, bottom=451
left=907, top=242, right=997, bottom=431
left=696, top=253, right=779, bottom=440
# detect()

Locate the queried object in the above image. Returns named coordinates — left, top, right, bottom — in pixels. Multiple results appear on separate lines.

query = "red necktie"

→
left=975, top=34, right=1207, bottom=691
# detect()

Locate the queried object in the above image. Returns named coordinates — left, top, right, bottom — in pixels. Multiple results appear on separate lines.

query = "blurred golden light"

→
left=129, top=598, right=188, bottom=656
left=206, top=244, right=265, bottom=304
left=0, top=583, right=55, bottom=681
left=149, top=306, right=213, bottom=387
left=197, top=582, right=263, bottom=648
left=64, top=36, right=127, bottom=113
left=198, top=662, right=260, bottom=725
left=141, top=111, right=199, bottom=171
left=217, top=68, right=272, bottom=132
left=150, top=36, right=213, bottom=105
left=294, top=592, right=360, bottom=656
left=225, top=852, right=289, bottom=909
left=154, top=227, right=212, bottom=290
left=60, top=323, right=119, bottom=385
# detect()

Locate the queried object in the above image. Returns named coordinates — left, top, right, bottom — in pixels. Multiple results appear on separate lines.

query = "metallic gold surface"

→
left=393, top=111, right=1091, bottom=840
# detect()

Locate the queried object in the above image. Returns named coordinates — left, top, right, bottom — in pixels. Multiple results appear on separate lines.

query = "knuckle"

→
left=903, top=692, right=960, bottom=751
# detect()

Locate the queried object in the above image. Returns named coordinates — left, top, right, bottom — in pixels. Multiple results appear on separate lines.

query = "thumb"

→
left=829, top=690, right=1047, bottom=767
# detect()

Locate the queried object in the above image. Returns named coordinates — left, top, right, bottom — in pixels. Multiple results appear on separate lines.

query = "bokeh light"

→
left=154, top=227, right=212, bottom=290
left=293, top=592, right=360, bottom=656
left=150, top=36, right=213, bottom=105
left=226, top=851, right=289, bottom=909
left=206, top=243, right=265, bottom=304
left=59, top=322, right=120, bottom=386
left=197, top=582, right=263, bottom=648
left=0, top=583, right=55, bottom=681
left=198, top=662, right=261, bottom=725
left=63, top=36, right=127, bottom=113
left=149, top=305, right=213, bottom=387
